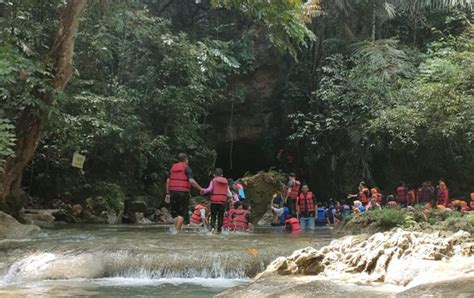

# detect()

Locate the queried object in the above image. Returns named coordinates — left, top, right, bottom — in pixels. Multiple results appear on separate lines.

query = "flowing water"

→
left=0, top=225, right=333, bottom=297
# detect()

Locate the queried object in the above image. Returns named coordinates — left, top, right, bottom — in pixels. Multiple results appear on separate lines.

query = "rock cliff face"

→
left=207, top=66, right=283, bottom=177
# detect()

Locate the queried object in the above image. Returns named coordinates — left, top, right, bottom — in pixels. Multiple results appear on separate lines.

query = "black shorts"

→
left=170, top=191, right=190, bottom=218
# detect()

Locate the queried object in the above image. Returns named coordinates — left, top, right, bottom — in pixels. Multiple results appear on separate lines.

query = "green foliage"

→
left=89, top=182, right=125, bottom=213
left=211, top=0, right=316, bottom=59
left=0, top=118, right=15, bottom=169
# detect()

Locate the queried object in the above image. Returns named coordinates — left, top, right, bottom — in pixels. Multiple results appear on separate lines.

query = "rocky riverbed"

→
left=219, top=228, right=474, bottom=296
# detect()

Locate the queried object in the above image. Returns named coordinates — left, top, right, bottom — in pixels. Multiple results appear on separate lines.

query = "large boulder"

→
left=124, top=197, right=148, bottom=223
left=240, top=171, right=285, bottom=221
left=0, top=211, right=40, bottom=239
left=257, top=229, right=474, bottom=287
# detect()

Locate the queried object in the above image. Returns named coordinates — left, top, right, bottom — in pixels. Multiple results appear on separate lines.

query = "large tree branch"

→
left=52, top=0, right=88, bottom=91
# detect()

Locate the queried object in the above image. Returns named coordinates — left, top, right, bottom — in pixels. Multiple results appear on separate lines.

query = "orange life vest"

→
left=230, top=209, right=249, bottom=231
left=190, top=204, right=207, bottom=224
left=298, top=192, right=315, bottom=213
left=168, top=162, right=191, bottom=192
left=289, top=180, right=301, bottom=199
left=285, top=217, right=301, bottom=232
left=407, top=189, right=417, bottom=205
left=359, top=188, right=369, bottom=204
left=396, top=186, right=407, bottom=202
left=210, top=176, right=229, bottom=204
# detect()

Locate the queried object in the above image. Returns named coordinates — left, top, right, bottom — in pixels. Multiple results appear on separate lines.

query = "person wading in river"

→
left=285, top=173, right=301, bottom=217
left=202, top=168, right=232, bottom=233
left=166, top=153, right=203, bottom=233
left=296, top=185, right=316, bottom=231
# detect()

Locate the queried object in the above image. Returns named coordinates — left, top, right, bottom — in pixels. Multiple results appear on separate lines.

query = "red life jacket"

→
left=470, top=201, right=474, bottom=210
left=436, top=188, right=449, bottom=207
left=285, top=217, right=301, bottom=232
left=230, top=209, right=249, bottom=231
left=190, top=204, right=207, bottom=224
left=210, top=176, right=229, bottom=204
left=168, top=162, right=191, bottom=192
left=359, top=188, right=369, bottom=204
left=298, top=192, right=315, bottom=213
left=289, top=180, right=301, bottom=199
left=407, top=190, right=416, bottom=205
left=223, top=210, right=232, bottom=228
left=396, top=186, right=407, bottom=202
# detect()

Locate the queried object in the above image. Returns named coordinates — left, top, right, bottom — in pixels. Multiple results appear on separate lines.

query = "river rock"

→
left=160, top=207, right=174, bottom=223
left=257, top=209, right=274, bottom=226
left=53, top=205, right=81, bottom=223
left=257, top=228, right=474, bottom=287
left=23, top=209, right=56, bottom=223
left=0, top=211, right=40, bottom=239
left=240, top=171, right=285, bottom=222
left=72, top=204, right=83, bottom=217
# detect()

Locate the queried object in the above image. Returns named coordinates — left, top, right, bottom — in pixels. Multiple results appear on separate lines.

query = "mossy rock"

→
left=241, top=170, right=285, bottom=221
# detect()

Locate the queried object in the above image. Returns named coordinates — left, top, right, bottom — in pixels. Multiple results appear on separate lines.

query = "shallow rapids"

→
left=0, top=224, right=332, bottom=296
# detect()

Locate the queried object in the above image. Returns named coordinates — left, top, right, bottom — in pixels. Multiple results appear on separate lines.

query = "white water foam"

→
left=93, top=276, right=248, bottom=288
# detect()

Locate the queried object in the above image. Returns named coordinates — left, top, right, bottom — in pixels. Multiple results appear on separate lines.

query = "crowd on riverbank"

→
left=167, top=153, right=474, bottom=234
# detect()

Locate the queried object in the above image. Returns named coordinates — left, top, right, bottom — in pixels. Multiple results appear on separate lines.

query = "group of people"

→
left=347, top=179, right=472, bottom=211
left=166, top=153, right=473, bottom=234
left=270, top=175, right=474, bottom=232
left=165, top=153, right=251, bottom=233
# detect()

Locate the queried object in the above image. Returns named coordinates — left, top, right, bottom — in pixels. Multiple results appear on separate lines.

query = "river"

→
left=1, top=225, right=473, bottom=297
left=0, top=225, right=333, bottom=297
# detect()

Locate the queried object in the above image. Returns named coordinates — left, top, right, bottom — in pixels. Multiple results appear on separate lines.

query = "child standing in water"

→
left=201, top=168, right=232, bottom=233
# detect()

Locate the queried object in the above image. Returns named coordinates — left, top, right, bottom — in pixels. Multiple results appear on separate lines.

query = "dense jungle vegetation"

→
left=0, top=0, right=473, bottom=215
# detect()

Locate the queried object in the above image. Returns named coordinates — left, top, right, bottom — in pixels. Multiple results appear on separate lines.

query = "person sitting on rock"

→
left=271, top=185, right=287, bottom=226
left=366, top=197, right=381, bottom=210
left=352, top=200, right=366, bottom=214
left=189, top=199, right=209, bottom=228
left=386, top=195, right=398, bottom=208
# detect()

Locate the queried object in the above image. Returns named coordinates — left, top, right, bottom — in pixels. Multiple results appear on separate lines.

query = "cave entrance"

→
left=214, top=141, right=271, bottom=180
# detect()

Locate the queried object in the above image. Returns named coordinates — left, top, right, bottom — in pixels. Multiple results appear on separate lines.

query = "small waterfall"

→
left=1, top=249, right=261, bottom=284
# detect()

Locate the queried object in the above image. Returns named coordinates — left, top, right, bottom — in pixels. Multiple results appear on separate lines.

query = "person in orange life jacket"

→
left=285, top=216, right=301, bottom=234
left=285, top=173, right=301, bottom=216
left=189, top=199, right=209, bottom=228
left=166, top=153, right=203, bottom=233
left=230, top=201, right=252, bottom=231
left=223, top=200, right=235, bottom=230
left=395, top=182, right=408, bottom=207
left=407, top=186, right=417, bottom=206
left=201, top=168, right=232, bottom=233
left=370, top=188, right=383, bottom=205
left=296, top=185, right=316, bottom=231
left=348, top=181, right=370, bottom=206
left=436, top=180, right=449, bottom=208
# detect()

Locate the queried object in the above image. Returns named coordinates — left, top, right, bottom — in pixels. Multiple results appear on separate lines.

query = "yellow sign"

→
left=71, top=152, right=86, bottom=169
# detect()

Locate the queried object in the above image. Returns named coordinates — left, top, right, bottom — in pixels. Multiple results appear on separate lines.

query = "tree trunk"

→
left=0, top=0, right=88, bottom=215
